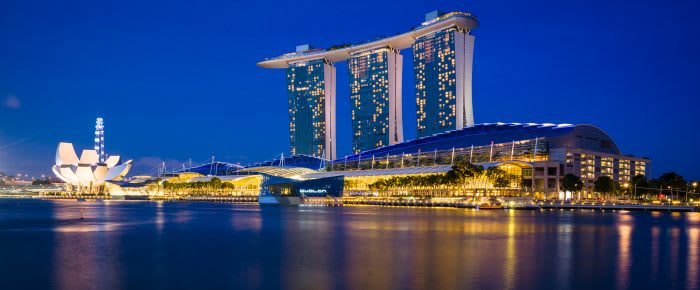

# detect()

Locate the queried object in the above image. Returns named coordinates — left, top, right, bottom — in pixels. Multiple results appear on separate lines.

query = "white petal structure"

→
left=75, top=164, right=96, bottom=183
left=105, top=156, right=121, bottom=167
left=56, top=142, right=79, bottom=166
left=52, top=142, right=132, bottom=189
left=51, top=165, right=72, bottom=184
left=59, top=166, right=82, bottom=184
left=103, top=161, right=132, bottom=181
left=79, top=150, right=99, bottom=165
left=93, top=165, right=109, bottom=182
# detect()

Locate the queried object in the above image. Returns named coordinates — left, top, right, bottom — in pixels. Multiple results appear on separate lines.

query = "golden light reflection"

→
left=616, top=219, right=632, bottom=290
left=51, top=203, right=122, bottom=290
left=154, top=201, right=164, bottom=231
left=555, top=221, right=572, bottom=290
left=688, top=226, right=699, bottom=289
left=651, top=226, right=660, bottom=281
left=670, top=227, right=681, bottom=279
left=503, top=210, right=516, bottom=290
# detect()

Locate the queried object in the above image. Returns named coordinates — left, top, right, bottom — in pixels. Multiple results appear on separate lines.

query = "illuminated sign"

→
left=300, top=189, right=327, bottom=194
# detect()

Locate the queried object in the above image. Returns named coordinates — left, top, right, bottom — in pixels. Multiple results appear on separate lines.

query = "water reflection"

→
left=231, top=210, right=262, bottom=232
left=670, top=227, right=680, bottom=287
left=155, top=201, right=165, bottom=233
left=504, top=210, right=517, bottom=290
left=1, top=200, right=700, bottom=290
left=616, top=214, right=632, bottom=290
left=51, top=202, right=122, bottom=290
left=651, top=226, right=660, bottom=283
left=556, top=220, right=572, bottom=290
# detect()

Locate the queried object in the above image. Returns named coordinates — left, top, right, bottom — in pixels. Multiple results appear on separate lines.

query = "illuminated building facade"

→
left=413, top=18, right=475, bottom=138
left=348, top=47, right=403, bottom=153
left=286, top=58, right=336, bottom=159
left=52, top=142, right=132, bottom=193
left=259, top=11, right=479, bottom=159
left=319, top=123, right=650, bottom=199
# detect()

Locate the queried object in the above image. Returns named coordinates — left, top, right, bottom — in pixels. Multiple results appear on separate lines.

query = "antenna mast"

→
left=94, top=118, right=106, bottom=163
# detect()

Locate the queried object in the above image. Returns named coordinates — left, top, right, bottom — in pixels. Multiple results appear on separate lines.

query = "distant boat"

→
left=77, top=198, right=86, bottom=202
left=476, top=204, right=504, bottom=210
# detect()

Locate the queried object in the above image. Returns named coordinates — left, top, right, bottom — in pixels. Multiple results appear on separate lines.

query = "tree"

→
left=561, top=174, right=583, bottom=192
left=210, top=177, right=222, bottom=190
left=485, top=167, right=514, bottom=188
left=594, top=176, right=616, bottom=195
left=691, top=180, right=699, bottom=193
left=445, top=160, right=484, bottom=185
left=630, top=174, right=649, bottom=197
left=658, top=172, right=687, bottom=189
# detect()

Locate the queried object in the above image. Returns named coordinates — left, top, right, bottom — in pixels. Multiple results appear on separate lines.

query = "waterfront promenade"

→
left=2, top=192, right=697, bottom=212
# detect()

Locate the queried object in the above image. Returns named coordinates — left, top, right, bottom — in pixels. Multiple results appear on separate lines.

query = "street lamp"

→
left=688, top=182, right=698, bottom=204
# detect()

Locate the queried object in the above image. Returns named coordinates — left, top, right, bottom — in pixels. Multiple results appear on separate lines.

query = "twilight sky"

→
left=1, top=0, right=699, bottom=179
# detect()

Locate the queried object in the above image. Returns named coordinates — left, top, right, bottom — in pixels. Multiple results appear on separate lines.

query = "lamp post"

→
left=687, top=182, right=698, bottom=204
left=623, top=182, right=629, bottom=199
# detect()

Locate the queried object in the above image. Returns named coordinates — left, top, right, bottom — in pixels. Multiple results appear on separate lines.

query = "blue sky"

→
left=1, top=0, right=699, bottom=180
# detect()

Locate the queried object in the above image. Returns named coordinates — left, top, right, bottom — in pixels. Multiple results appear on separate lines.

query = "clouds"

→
left=3, top=96, right=20, bottom=109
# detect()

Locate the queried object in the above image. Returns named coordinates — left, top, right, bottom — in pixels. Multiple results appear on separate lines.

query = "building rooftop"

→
left=257, top=11, right=478, bottom=68
left=334, top=122, right=624, bottom=162
left=233, top=166, right=318, bottom=179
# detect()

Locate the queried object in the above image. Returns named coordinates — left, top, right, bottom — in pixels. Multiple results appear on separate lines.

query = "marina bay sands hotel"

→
left=258, top=11, right=478, bottom=160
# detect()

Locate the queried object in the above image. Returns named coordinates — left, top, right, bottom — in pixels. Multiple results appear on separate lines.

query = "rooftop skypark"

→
left=257, top=11, right=478, bottom=67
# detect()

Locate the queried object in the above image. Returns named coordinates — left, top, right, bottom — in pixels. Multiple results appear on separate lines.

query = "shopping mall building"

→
left=305, top=122, right=649, bottom=199
left=122, top=122, right=649, bottom=200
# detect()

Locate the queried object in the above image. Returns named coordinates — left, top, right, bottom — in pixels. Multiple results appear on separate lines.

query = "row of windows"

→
left=286, top=28, right=471, bottom=155
left=414, top=29, right=460, bottom=138
left=569, top=152, right=647, bottom=182
left=348, top=49, right=394, bottom=154
left=286, top=60, right=329, bottom=157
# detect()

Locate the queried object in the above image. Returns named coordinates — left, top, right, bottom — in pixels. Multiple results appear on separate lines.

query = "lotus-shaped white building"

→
left=52, top=142, right=132, bottom=193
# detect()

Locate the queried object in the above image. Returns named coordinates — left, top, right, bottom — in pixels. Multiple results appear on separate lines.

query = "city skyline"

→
left=1, top=0, right=699, bottom=180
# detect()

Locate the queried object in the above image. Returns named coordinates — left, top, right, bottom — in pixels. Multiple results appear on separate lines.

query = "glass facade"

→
left=286, top=59, right=335, bottom=158
left=414, top=28, right=458, bottom=138
left=348, top=48, right=402, bottom=153
left=261, top=174, right=344, bottom=198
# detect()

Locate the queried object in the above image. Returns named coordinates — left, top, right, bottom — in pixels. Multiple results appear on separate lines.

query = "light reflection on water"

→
left=616, top=214, right=632, bottom=290
left=0, top=200, right=698, bottom=290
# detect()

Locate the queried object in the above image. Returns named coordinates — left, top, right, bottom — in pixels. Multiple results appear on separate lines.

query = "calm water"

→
left=0, top=199, right=698, bottom=290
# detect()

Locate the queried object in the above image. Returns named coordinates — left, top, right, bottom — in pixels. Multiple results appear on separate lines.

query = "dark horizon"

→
left=1, top=0, right=699, bottom=180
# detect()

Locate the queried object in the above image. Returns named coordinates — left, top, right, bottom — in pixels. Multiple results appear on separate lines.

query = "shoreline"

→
left=1, top=195, right=697, bottom=212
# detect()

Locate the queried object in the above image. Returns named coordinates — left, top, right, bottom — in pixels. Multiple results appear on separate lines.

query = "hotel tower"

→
left=258, top=11, right=478, bottom=159
left=348, top=48, right=403, bottom=153
left=414, top=11, right=475, bottom=137
left=286, top=54, right=336, bottom=159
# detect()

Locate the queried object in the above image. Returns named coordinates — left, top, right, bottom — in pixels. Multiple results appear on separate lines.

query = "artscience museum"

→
left=52, top=142, right=132, bottom=194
